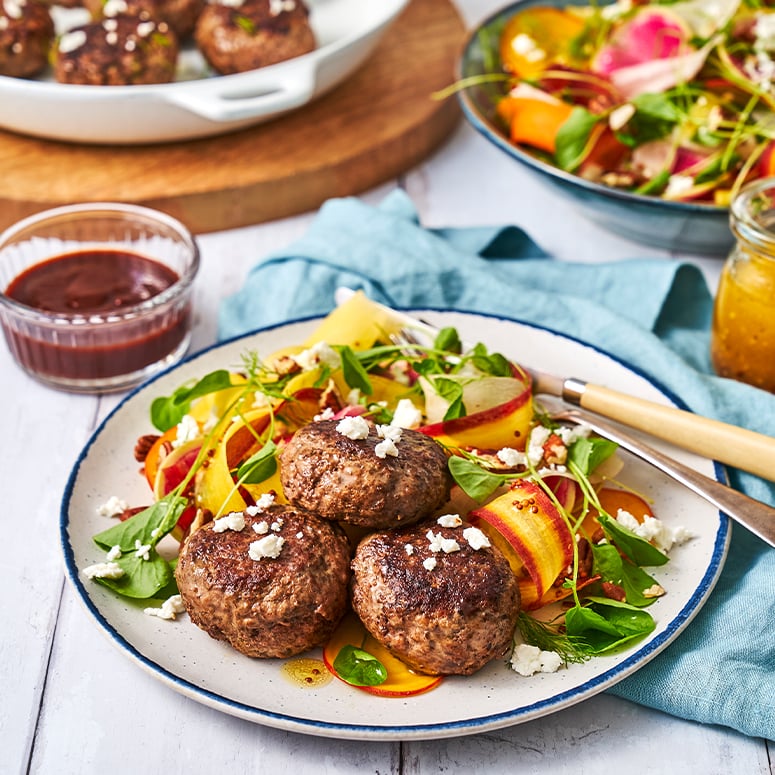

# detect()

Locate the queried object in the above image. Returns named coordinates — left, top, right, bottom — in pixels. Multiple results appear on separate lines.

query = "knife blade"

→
left=333, top=288, right=775, bottom=482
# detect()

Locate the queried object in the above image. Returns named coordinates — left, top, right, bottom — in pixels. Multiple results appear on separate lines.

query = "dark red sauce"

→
left=6, top=249, right=178, bottom=313
left=3, top=249, right=191, bottom=383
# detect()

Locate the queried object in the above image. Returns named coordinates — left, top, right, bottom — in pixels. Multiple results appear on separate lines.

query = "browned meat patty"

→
left=0, top=0, right=54, bottom=78
left=175, top=503, right=351, bottom=659
left=89, top=0, right=205, bottom=41
left=351, top=516, right=520, bottom=675
left=194, top=0, right=314, bottom=76
left=279, top=418, right=453, bottom=529
left=53, top=14, right=178, bottom=85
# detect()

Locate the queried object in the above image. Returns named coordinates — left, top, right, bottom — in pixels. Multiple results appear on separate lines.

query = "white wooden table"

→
left=2, top=2, right=772, bottom=772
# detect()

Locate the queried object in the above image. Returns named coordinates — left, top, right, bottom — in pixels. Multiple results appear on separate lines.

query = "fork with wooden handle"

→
left=546, top=400, right=775, bottom=548
left=334, top=288, right=775, bottom=482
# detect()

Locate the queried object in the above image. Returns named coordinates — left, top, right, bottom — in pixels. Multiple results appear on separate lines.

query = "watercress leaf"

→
left=93, top=494, right=187, bottom=552
left=93, top=549, right=175, bottom=599
left=151, top=369, right=234, bottom=431
left=434, top=326, right=462, bottom=354
left=336, top=346, right=373, bottom=396
left=598, top=514, right=669, bottom=567
left=555, top=106, right=600, bottom=172
left=333, top=644, right=388, bottom=687
left=568, top=437, right=618, bottom=476
left=470, top=351, right=512, bottom=377
left=448, top=456, right=504, bottom=502
left=237, top=441, right=278, bottom=484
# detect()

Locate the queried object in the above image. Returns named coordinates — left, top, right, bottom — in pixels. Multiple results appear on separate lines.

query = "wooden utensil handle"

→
left=572, top=382, right=775, bottom=481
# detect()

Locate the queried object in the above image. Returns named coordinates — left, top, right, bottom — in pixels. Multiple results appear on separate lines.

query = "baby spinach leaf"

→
left=591, top=542, right=660, bottom=607
left=433, top=377, right=466, bottom=420
left=598, top=514, right=669, bottom=567
left=448, top=456, right=505, bottom=502
left=93, top=493, right=187, bottom=553
left=568, top=437, right=618, bottom=476
left=565, top=598, right=655, bottom=654
left=333, top=645, right=387, bottom=687
left=93, top=549, right=175, bottom=599
left=151, top=369, right=234, bottom=431
left=434, top=326, right=462, bottom=354
left=236, top=440, right=278, bottom=484
left=555, top=107, right=600, bottom=171
left=336, top=345, right=373, bottom=396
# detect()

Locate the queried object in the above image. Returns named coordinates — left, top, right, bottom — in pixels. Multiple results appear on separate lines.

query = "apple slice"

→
left=420, top=378, right=533, bottom=451
left=323, top=614, right=443, bottom=697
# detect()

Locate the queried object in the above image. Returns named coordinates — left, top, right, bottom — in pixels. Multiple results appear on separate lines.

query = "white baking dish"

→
left=0, top=0, right=409, bottom=145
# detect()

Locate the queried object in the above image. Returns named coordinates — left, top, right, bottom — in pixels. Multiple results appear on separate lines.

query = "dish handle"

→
left=161, top=69, right=316, bottom=123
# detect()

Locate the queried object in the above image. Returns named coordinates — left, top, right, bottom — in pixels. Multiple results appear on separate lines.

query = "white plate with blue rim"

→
left=60, top=310, right=729, bottom=740
left=0, top=0, right=408, bottom=144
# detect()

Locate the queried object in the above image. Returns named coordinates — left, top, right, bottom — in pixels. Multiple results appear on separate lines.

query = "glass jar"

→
left=711, top=178, right=775, bottom=392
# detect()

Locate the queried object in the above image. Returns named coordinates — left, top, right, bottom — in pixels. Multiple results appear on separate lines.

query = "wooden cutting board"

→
left=0, top=0, right=465, bottom=234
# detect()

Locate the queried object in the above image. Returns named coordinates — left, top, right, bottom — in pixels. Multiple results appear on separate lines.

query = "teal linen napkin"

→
left=219, top=190, right=775, bottom=741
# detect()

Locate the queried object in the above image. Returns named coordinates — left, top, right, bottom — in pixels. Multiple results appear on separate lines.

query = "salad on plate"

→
left=80, top=292, right=694, bottom=697
left=455, top=0, right=775, bottom=205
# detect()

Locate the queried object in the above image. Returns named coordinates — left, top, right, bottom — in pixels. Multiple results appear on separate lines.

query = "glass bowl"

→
left=0, top=203, right=199, bottom=393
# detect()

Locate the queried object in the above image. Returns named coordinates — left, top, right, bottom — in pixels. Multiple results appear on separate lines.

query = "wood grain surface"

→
left=0, top=0, right=464, bottom=234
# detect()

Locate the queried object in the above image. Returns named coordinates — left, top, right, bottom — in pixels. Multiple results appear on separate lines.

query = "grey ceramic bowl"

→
left=457, top=0, right=733, bottom=256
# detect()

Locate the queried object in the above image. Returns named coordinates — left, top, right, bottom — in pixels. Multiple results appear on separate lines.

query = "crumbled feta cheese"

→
left=615, top=509, right=693, bottom=553
left=665, top=174, right=695, bottom=198
left=423, top=557, right=438, bottom=571
left=391, top=398, right=423, bottom=429
left=510, top=33, right=546, bottom=63
left=290, top=341, right=340, bottom=371
left=97, top=495, right=128, bottom=518
left=136, top=20, right=156, bottom=36
left=555, top=423, right=591, bottom=446
left=405, top=543, right=414, bottom=555
left=213, top=511, right=246, bottom=532
left=253, top=520, right=269, bottom=535
left=510, top=644, right=563, bottom=676
left=609, top=103, right=635, bottom=132
left=463, top=526, right=491, bottom=550
left=270, top=519, right=284, bottom=532
left=144, top=594, right=186, bottom=620
left=172, top=414, right=199, bottom=448
left=3, top=0, right=23, bottom=20
left=497, top=447, right=527, bottom=467
left=437, top=514, right=462, bottom=528
left=249, top=534, right=285, bottom=560
left=83, top=561, right=124, bottom=580
left=252, top=391, right=270, bottom=409
left=135, top=540, right=152, bottom=561
left=336, top=415, right=370, bottom=439
left=246, top=492, right=276, bottom=513
left=374, top=437, right=399, bottom=458
left=269, top=0, right=295, bottom=15
left=106, top=545, right=122, bottom=561
left=314, top=406, right=335, bottom=421
left=296, top=531, right=304, bottom=539
left=426, top=530, right=461, bottom=554
left=59, top=29, right=87, bottom=53
left=377, top=424, right=403, bottom=443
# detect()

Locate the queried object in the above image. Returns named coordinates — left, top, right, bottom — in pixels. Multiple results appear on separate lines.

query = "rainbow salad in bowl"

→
left=456, top=0, right=775, bottom=206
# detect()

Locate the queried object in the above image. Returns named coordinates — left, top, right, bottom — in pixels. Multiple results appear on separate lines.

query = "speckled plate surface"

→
left=60, top=310, right=729, bottom=740
left=0, top=0, right=408, bottom=144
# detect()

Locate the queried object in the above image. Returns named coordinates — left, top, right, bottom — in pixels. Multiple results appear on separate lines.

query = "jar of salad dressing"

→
left=711, top=178, right=775, bottom=392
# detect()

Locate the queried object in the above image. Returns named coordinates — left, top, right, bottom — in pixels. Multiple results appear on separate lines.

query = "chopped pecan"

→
left=134, top=434, right=160, bottom=462
left=272, top=355, right=302, bottom=377
left=601, top=581, right=626, bottom=602
left=543, top=433, right=567, bottom=466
